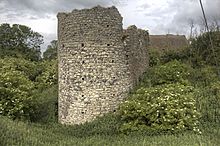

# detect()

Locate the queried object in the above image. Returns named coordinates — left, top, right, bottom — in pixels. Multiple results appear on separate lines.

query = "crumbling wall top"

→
left=57, top=6, right=121, bottom=19
left=57, top=5, right=123, bottom=44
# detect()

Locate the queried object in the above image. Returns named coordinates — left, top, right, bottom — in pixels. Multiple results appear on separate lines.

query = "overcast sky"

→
left=0, top=0, right=219, bottom=51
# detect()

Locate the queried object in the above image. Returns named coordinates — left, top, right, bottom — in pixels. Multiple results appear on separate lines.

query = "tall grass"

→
left=0, top=115, right=219, bottom=146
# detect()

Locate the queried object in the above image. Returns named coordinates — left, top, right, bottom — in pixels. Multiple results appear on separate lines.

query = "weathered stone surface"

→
left=58, top=6, right=149, bottom=125
left=124, top=25, right=149, bottom=85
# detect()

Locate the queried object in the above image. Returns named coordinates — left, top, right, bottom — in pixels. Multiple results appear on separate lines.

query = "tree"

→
left=189, top=30, right=220, bottom=67
left=43, top=40, right=57, bottom=60
left=0, top=23, right=43, bottom=61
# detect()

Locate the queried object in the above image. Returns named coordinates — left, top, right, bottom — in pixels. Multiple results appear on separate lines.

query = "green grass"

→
left=1, top=115, right=220, bottom=146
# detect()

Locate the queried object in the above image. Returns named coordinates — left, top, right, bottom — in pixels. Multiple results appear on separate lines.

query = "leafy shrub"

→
left=29, top=85, right=58, bottom=123
left=35, top=59, right=58, bottom=90
left=0, top=57, right=39, bottom=81
left=148, top=48, right=189, bottom=67
left=160, top=49, right=189, bottom=64
left=119, top=83, right=200, bottom=134
left=142, top=60, right=192, bottom=86
left=148, top=49, right=161, bottom=67
left=0, top=58, right=35, bottom=119
left=189, top=66, right=219, bottom=87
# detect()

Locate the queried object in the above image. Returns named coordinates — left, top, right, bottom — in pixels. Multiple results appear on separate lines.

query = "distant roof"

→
left=149, top=34, right=188, bottom=51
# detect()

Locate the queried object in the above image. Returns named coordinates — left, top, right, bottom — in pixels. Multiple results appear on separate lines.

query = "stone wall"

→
left=123, top=25, right=149, bottom=85
left=58, top=6, right=149, bottom=125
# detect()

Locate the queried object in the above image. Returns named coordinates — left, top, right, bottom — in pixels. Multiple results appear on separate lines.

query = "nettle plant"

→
left=119, top=83, right=201, bottom=134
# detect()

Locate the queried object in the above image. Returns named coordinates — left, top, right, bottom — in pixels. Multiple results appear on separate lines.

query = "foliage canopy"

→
left=0, top=23, right=43, bottom=61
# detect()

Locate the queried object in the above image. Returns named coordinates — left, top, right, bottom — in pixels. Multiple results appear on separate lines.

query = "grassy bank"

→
left=0, top=115, right=219, bottom=146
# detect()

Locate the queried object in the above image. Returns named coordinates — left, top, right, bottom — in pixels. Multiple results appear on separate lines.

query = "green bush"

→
left=119, top=83, right=200, bottom=134
left=148, top=48, right=189, bottom=67
left=29, top=85, right=58, bottom=123
left=0, top=61, right=34, bottom=119
left=148, top=49, right=161, bottom=67
left=189, top=66, right=219, bottom=87
left=0, top=57, right=58, bottom=121
left=160, top=49, right=189, bottom=64
left=142, top=60, right=192, bottom=87
left=0, top=57, right=39, bottom=81
left=35, top=59, right=58, bottom=90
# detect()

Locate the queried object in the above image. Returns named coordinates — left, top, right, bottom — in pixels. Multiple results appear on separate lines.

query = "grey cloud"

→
left=144, top=7, right=172, bottom=18
left=168, top=0, right=220, bottom=34
left=135, top=3, right=151, bottom=12
left=137, top=2, right=176, bottom=31
left=139, top=3, right=151, bottom=9
left=0, top=0, right=125, bottom=19
left=148, top=0, right=220, bottom=36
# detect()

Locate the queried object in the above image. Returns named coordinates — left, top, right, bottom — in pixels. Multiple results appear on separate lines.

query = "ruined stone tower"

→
left=58, top=6, right=149, bottom=125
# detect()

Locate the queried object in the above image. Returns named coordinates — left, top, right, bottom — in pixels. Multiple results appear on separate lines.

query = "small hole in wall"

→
left=81, top=112, right=84, bottom=114
left=82, top=78, right=84, bottom=81
left=81, top=43, right=84, bottom=47
left=82, top=95, right=84, bottom=97
left=112, top=60, right=114, bottom=63
left=107, top=44, right=110, bottom=46
left=107, top=25, right=109, bottom=27
left=82, top=60, right=85, bottom=64
left=112, top=94, right=115, bottom=96
left=126, top=55, right=129, bottom=58
left=62, top=44, right=65, bottom=48
left=139, top=78, right=142, bottom=82
left=113, top=77, right=116, bottom=79
left=113, top=110, right=116, bottom=112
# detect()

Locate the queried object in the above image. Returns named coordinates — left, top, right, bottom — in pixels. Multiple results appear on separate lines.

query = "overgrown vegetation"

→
left=119, top=83, right=200, bottom=134
left=0, top=23, right=220, bottom=145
